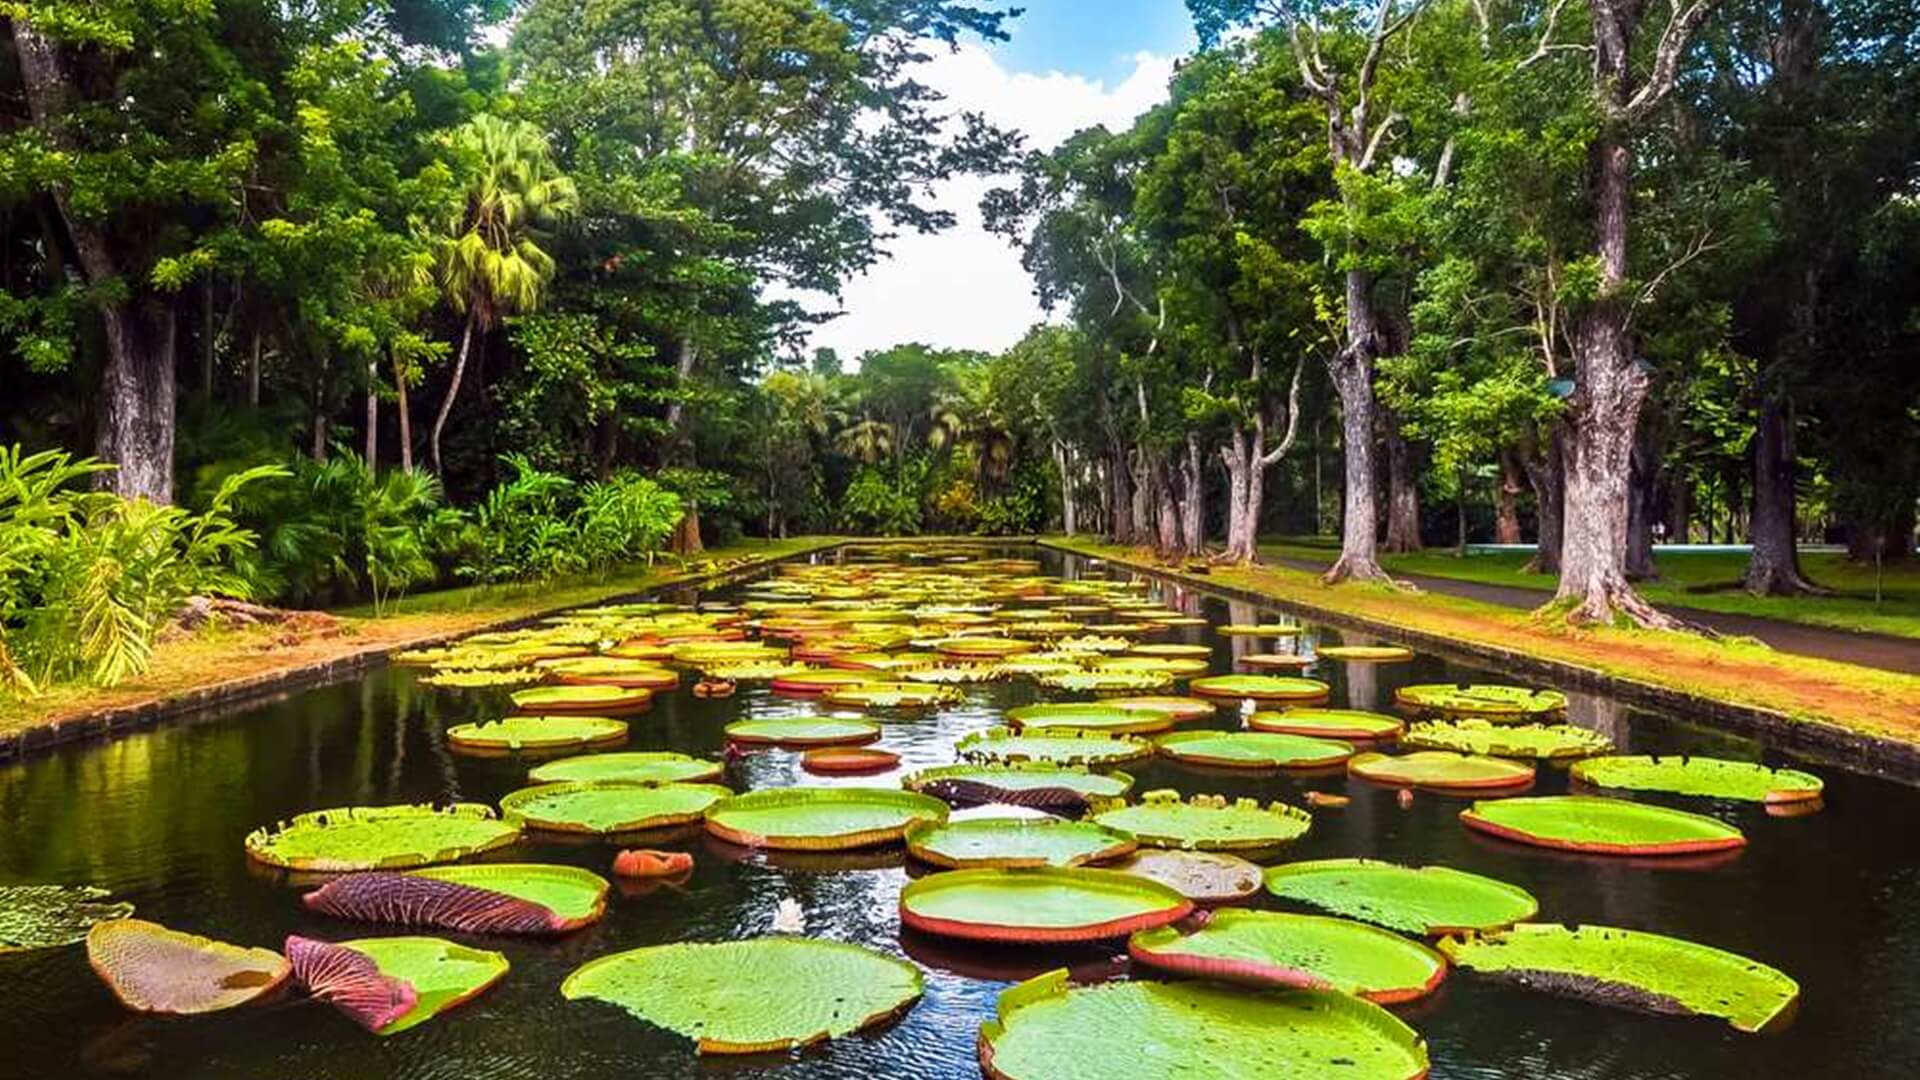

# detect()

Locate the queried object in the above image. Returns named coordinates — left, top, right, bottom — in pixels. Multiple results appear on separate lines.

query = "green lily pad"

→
left=1095, top=656, right=1210, bottom=677
left=704, top=786, right=948, bottom=850
left=899, top=867, right=1191, bottom=943
left=1262, top=858, right=1538, bottom=935
left=1570, top=755, right=1824, bottom=804
left=1005, top=702, right=1174, bottom=735
left=528, top=751, right=724, bottom=786
left=1248, top=708, right=1403, bottom=740
left=509, top=684, right=653, bottom=713
left=1460, top=795, right=1746, bottom=856
left=499, top=782, right=730, bottom=835
left=979, top=970, right=1429, bottom=1080
left=304, top=863, right=610, bottom=933
left=821, top=682, right=966, bottom=708
left=1438, top=923, right=1797, bottom=1033
left=1129, top=910, right=1447, bottom=1003
left=1394, top=684, right=1567, bottom=719
left=1128, top=644, right=1212, bottom=658
left=245, top=804, right=522, bottom=872
left=421, top=668, right=545, bottom=688
left=340, top=936, right=510, bottom=1034
left=447, top=715, right=628, bottom=754
left=956, top=727, right=1152, bottom=767
left=901, top=762, right=1135, bottom=799
left=1093, top=791, right=1312, bottom=851
left=561, top=937, right=923, bottom=1054
left=1402, top=721, right=1613, bottom=760
left=935, top=637, right=1037, bottom=658
left=0, top=885, right=135, bottom=952
left=1349, top=750, right=1537, bottom=791
left=723, top=717, right=881, bottom=747
left=1315, top=645, right=1413, bottom=661
left=1154, top=731, right=1354, bottom=770
left=1216, top=624, right=1303, bottom=636
left=1032, top=669, right=1176, bottom=693
left=905, top=818, right=1137, bottom=869
left=1189, top=674, right=1331, bottom=701
left=1103, top=695, right=1217, bottom=722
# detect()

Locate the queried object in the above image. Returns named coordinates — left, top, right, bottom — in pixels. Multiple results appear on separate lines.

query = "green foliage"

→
left=841, top=464, right=924, bottom=536
left=448, top=455, right=682, bottom=584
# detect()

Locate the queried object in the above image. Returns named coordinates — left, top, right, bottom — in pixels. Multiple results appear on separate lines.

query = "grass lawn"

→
left=1262, top=536, right=1920, bottom=639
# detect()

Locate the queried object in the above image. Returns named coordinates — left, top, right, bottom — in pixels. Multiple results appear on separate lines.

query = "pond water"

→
left=2, top=546, right=1917, bottom=1079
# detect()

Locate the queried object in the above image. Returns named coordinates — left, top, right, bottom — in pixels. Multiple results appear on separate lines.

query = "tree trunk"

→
left=1222, top=440, right=1253, bottom=563
left=1668, top=471, right=1690, bottom=542
left=430, top=309, right=477, bottom=474
left=365, top=357, right=379, bottom=467
left=1107, top=444, right=1133, bottom=544
left=393, top=351, right=413, bottom=472
left=1054, top=440, right=1077, bottom=535
left=1153, top=459, right=1181, bottom=555
left=1495, top=449, right=1524, bottom=544
left=249, top=331, right=262, bottom=408
left=1743, top=395, right=1820, bottom=593
left=1180, top=434, right=1205, bottom=556
left=1520, top=429, right=1565, bottom=574
left=1382, top=418, right=1422, bottom=553
left=664, top=337, right=699, bottom=434
left=1323, top=270, right=1389, bottom=582
left=1626, top=430, right=1658, bottom=580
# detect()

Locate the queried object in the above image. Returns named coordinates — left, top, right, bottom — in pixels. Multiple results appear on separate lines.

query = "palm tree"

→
left=837, top=418, right=895, bottom=466
left=427, top=114, right=579, bottom=475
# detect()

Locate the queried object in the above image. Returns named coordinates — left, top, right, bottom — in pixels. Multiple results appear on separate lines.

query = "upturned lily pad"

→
left=86, top=919, right=290, bottom=1014
left=979, top=970, right=1429, bottom=1080
left=1093, top=791, right=1312, bottom=851
left=1438, top=923, right=1797, bottom=1032
left=245, top=804, right=522, bottom=872
left=560, top=937, right=923, bottom=1054
left=1349, top=751, right=1537, bottom=792
left=447, top=715, right=628, bottom=754
left=956, top=727, right=1152, bottom=768
left=821, top=682, right=965, bottom=708
left=0, top=885, right=134, bottom=951
left=1316, top=645, right=1413, bottom=662
left=291, top=934, right=509, bottom=1035
left=1402, top=720, right=1613, bottom=760
left=801, top=747, right=902, bottom=773
left=1005, top=702, right=1174, bottom=735
left=1103, top=695, right=1217, bottom=722
left=723, top=717, right=881, bottom=747
left=1032, top=669, right=1176, bottom=693
left=905, top=818, right=1136, bottom=869
left=1460, top=795, right=1746, bottom=855
left=529, top=751, right=723, bottom=786
left=510, top=684, right=653, bottom=714
left=899, top=867, right=1190, bottom=943
left=1108, top=849, right=1264, bottom=904
left=1570, top=755, right=1824, bottom=804
left=1395, top=683, right=1567, bottom=719
left=1262, top=858, right=1538, bottom=935
left=1249, top=708, right=1404, bottom=740
left=1189, top=674, right=1331, bottom=701
left=704, top=786, right=948, bottom=850
left=1155, top=731, right=1355, bottom=770
left=303, top=864, right=609, bottom=933
left=500, top=782, right=730, bottom=835
left=1129, top=910, right=1447, bottom=1003
left=903, top=762, right=1135, bottom=803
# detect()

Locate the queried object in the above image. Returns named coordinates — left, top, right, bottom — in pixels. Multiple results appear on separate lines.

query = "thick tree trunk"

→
left=430, top=310, right=477, bottom=474
left=1323, top=270, right=1389, bottom=583
left=1054, top=440, right=1077, bottom=535
left=1180, top=434, right=1205, bottom=556
left=1495, top=449, right=1524, bottom=544
left=1521, top=429, right=1566, bottom=574
left=1743, top=395, right=1820, bottom=593
left=1626, top=431, right=1658, bottom=580
left=393, top=352, right=413, bottom=472
left=1382, top=419, right=1421, bottom=553
left=1107, top=444, right=1133, bottom=544
left=1153, top=459, right=1181, bottom=555
left=1222, top=444, right=1253, bottom=563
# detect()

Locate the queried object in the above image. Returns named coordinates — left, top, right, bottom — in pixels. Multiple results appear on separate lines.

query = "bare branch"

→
left=1623, top=0, right=1719, bottom=120
left=1630, top=227, right=1725, bottom=322
left=1258, top=361, right=1308, bottom=468
left=1357, top=111, right=1403, bottom=172
left=1286, top=18, right=1333, bottom=99
left=1518, top=0, right=1582, bottom=70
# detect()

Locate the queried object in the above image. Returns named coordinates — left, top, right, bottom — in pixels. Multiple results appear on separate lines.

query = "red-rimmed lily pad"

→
left=1093, top=791, right=1313, bottom=852
left=447, top=715, right=628, bottom=755
left=245, top=804, right=522, bottom=872
left=1249, top=708, right=1403, bottom=740
left=956, top=727, right=1152, bottom=768
left=821, top=682, right=966, bottom=709
left=1437, top=923, right=1797, bottom=1033
left=1262, top=858, right=1538, bottom=935
left=978, top=970, right=1429, bottom=1080
left=86, top=919, right=290, bottom=1014
left=1569, top=755, right=1824, bottom=804
left=0, top=885, right=134, bottom=952
left=528, top=751, right=723, bottom=786
left=1316, top=645, right=1413, bottom=662
left=1402, top=720, right=1613, bottom=760
left=905, top=818, right=1136, bottom=869
left=536, top=657, right=681, bottom=689
left=723, top=716, right=881, bottom=747
left=899, top=867, right=1191, bottom=943
left=1005, top=702, right=1175, bottom=735
left=500, top=781, right=729, bottom=835
left=1189, top=674, right=1331, bottom=702
left=560, top=937, right=923, bottom=1054
left=288, top=934, right=508, bottom=1035
left=801, top=747, right=902, bottom=774
left=509, top=684, right=653, bottom=714
left=302, top=864, right=609, bottom=934
left=704, top=786, right=948, bottom=850
left=1102, top=695, right=1217, bottom=722
left=1349, top=751, right=1536, bottom=792
left=1216, top=624, right=1302, bottom=637
left=1107, top=849, right=1264, bottom=905
left=935, top=637, right=1037, bottom=659
left=1239, top=652, right=1314, bottom=669
left=1154, top=731, right=1354, bottom=770
left=768, top=669, right=872, bottom=694
left=1129, top=909, right=1447, bottom=1003
left=1395, top=683, right=1567, bottom=720
left=1460, top=795, right=1746, bottom=856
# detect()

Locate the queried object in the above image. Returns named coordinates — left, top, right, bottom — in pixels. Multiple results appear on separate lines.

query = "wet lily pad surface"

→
left=704, top=786, right=947, bottom=849
left=899, top=867, right=1191, bottom=943
left=1263, top=858, right=1538, bottom=935
left=528, top=751, right=724, bottom=786
left=1155, top=730, right=1354, bottom=769
left=1093, top=791, right=1312, bottom=851
left=905, top=818, right=1135, bottom=868
left=245, top=804, right=522, bottom=872
left=1350, top=750, right=1537, bottom=791
left=1402, top=720, right=1613, bottom=760
left=0, top=885, right=134, bottom=951
left=1130, top=909, right=1447, bottom=1002
left=1570, top=755, right=1824, bottom=803
left=499, top=781, right=730, bottom=835
left=1461, top=795, right=1746, bottom=855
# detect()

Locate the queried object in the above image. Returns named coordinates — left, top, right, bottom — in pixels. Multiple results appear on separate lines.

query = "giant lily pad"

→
left=1263, top=859, right=1538, bottom=935
left=510, top=684, right=653, bottom=714
left=821, top=682, right=965, bottom=708
left=1006, top=702, right=1174, bottom=735
left=303, top=864, right=609, bottom=934
left=1129, top=910, right=1447, bottom=1003
left=1570, top=755, right=1824, bottom=804
left=537, top=656, right=680, bottom=689
left=1032, top=669, right=1175, bottom=693
left=1460, top=795, right=1746, bottom=855
left=935, top=637, right=1036, bottom=659
left=1395, top=684, right=1567, bottom=720
left=1216, top=624, right=1303, bottom=637
left=447, top=715, right=628, bottom=755
left=957, top=727, right=1152, bottom=768
left=1189, top=674, right=1331, bottom=702
left=1128, top=644, right=1212, bottom=659
left=705, top=786, right=948, bottom=850
left=905, top=818, right=1136, bottom=869
left=1103, top=695, right=1217, bottom=722
left=86, top=919, right=290, bottom=1014
left=902, top=763, right=1135, bottom=817
left=769, top=669, right=871, bottom=694
left=1437, top=923, right=1797, bottom=1032
left=245, top=804, right=521, bottom=872
left=289, top=934, right=508, bottom=1035
left=1095, top=656, right=1210, bottom=677
left=979, top=970, right=1429, bottom=1080
left=724, top=716, right=881, bottom=747
left=500, top=781, right=729, bottom=835
left=1349, top=751, right=1536, bottom=792
left=1315, top=645, right=1413, bottom=662
left=899, top=867, right=1190, bottom=943
left=0, top=885, right=134, bottom=951
left=1093, top=791, right=1312, bottom=851
left=1154, top=731, right=1354, bottom=770
left=1249, top=708, right=1404, bottom=740
left=1402, top=721, right=1612, bottom=761
left=529, top=750, right=723, bottom=786
left=560, top=937, right=922, bottom=1054
left=422, top=668, right=545, bottom=688
left=1239, top=652, right=1315, bottom=670
left=1108, top=850, right=1264, bottom=904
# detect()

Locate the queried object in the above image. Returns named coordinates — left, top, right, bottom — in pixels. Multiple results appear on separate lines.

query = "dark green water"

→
left=2, top=548, right=1916, bottom=1078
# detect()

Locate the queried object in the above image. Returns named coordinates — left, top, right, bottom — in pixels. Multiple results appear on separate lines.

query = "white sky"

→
left=791, top=45, right=1178, bottom=364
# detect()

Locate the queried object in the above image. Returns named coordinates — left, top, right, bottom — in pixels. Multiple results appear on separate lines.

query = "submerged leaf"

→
left=0, top=885, right=134, bottom=952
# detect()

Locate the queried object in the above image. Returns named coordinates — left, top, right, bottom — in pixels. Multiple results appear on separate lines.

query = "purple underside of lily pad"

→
left=286, top=935, right=416, bottom=1032
left=302, top=872, right=562, bottom=935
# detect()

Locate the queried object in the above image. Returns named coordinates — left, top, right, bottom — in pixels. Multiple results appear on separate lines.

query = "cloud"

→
left=785, top=45, right=1177, bottom=365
